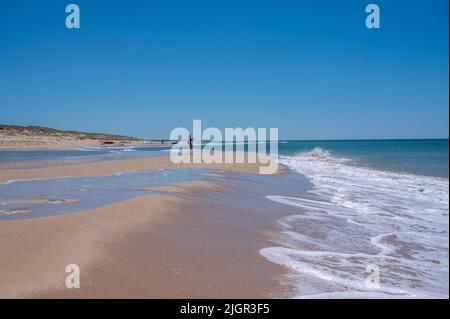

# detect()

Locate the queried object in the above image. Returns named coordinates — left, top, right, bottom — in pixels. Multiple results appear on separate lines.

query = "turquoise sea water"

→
left=278, top=139, right=449, bottom=179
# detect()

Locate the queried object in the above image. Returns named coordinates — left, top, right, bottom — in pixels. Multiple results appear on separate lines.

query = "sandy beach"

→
left=0, top=154, right=289, bottom=298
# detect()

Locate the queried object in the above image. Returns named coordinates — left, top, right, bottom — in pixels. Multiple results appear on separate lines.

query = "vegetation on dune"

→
left=0, top=124, right=140, bottom=141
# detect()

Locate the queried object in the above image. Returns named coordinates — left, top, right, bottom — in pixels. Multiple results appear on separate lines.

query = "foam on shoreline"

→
left=261, top=148, right=449, bottom=298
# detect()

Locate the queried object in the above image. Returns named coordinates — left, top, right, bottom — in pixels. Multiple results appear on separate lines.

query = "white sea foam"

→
left=261, top=148, right=449, bottom=298
left=0, top=210, right=25, bottom=215
left=2, top=177, right=70, bottom=185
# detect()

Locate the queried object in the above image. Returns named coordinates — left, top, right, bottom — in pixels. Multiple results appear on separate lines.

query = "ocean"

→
left=278, top=139, right=449, bottom=178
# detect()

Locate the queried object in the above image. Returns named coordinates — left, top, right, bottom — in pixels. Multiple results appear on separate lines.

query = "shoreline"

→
left=0, top=155, right=285, bottom=184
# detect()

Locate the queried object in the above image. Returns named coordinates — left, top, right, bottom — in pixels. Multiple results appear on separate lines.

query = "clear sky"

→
left=0, top=0, right=448, bottom=139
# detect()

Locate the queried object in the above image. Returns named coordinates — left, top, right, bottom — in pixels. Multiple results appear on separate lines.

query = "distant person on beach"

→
left=189, top=135, right=193, bottom=151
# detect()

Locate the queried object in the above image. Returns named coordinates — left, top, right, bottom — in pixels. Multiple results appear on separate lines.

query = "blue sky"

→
left=0, top=0, right=448, bottom=139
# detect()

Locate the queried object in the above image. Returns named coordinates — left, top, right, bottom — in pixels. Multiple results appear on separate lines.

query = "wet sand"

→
left=0, top=154, right=283, bottom=184
left=0, top=179, right=290, bottom=298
